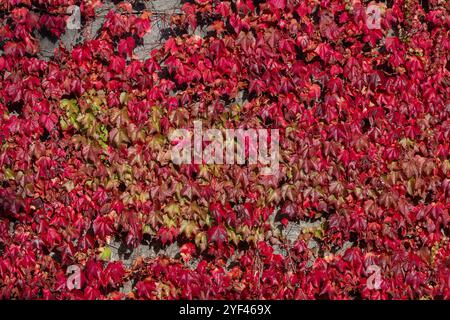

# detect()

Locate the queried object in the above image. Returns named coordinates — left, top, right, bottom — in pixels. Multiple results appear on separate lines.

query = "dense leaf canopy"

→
left=0, top=0, right=449, bottom=299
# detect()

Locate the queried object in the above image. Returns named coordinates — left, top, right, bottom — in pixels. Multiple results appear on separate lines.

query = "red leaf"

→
left=109, top=56, right=126, bottom=73
left=136, top=280, right=156, bottom=299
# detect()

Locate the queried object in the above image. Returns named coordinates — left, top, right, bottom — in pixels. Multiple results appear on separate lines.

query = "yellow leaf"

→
left=4, top=168, right=14, bottom=180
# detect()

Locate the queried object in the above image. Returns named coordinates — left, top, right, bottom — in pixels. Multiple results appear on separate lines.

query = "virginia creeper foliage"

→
left=0, top=0, right=449, bottom=299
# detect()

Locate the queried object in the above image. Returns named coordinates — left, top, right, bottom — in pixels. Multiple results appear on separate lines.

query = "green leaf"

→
left=60, top=99, right=77, bottom=109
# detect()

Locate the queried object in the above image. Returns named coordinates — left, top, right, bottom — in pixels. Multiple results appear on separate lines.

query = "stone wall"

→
left=37, top=0, right=182, bottom=60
